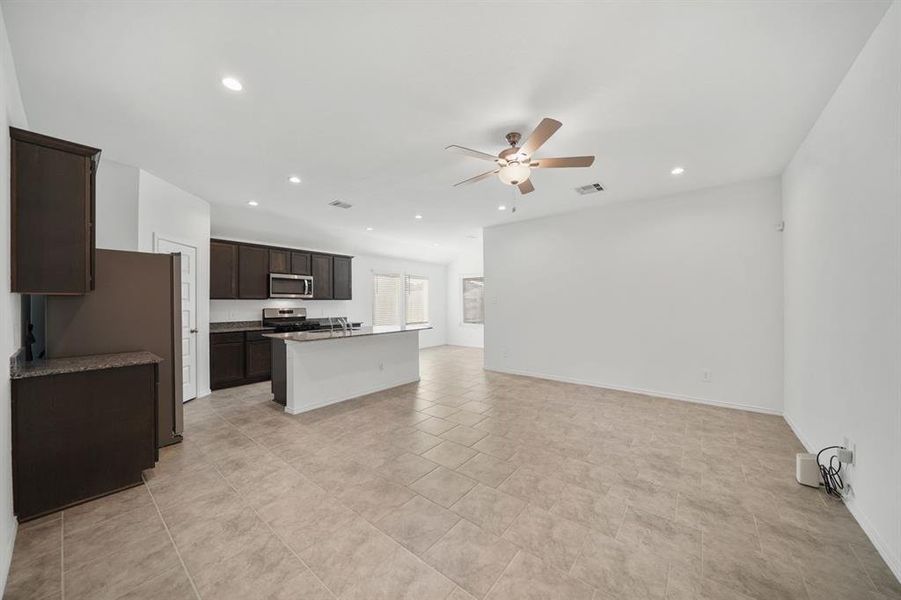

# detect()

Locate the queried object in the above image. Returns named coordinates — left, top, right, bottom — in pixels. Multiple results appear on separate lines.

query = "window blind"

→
left=462, top=277, right=484, bottom=324
left=373, top=273, right=401, bottom=326
left=405, top=275, right=429, bottom=325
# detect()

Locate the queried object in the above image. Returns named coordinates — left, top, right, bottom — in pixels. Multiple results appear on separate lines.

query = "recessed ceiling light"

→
left=498, top=205, right=507, bottom=211
left=671, top=166, right=685, bottom=175
left=365, top=227, right=374, bottom=231
left=288, top=175, right=301, bottom=184
left=247, top=200, right=258, bottom=207
left=221, top=77, right=243, bottom=92
left=415, top=214, right=423, bottom=220
left=433, top=243, right=440, bottom=247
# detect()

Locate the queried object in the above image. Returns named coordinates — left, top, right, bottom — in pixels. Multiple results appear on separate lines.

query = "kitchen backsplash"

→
left=210, top=299, right=361, bottom=324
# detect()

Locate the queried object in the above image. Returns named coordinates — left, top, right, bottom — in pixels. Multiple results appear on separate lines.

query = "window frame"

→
left=404, top=274, right=430, bottom=326
left=461, top=275, right=485, bottom=325
left=372, top=272, right=402, bottom=327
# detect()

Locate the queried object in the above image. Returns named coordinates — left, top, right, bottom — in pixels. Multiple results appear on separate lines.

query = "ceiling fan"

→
left=446, top=117, right=595, bottom=195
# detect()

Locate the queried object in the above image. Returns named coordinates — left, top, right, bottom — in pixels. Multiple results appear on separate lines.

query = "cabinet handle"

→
left=190, top=328, right=198, bottom=334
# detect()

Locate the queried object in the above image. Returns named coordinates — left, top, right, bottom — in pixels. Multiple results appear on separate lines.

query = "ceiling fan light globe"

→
left=497, top=161, right=531, bottom=186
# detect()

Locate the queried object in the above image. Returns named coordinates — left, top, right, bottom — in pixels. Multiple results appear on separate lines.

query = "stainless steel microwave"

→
left=269, top=273, right=313, bottom=299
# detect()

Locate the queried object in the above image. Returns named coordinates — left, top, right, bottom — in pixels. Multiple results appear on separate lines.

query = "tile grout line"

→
left=206, top=460, right=340, bottom=600
left=207, top=407, right=350, bottom=599
left=143, top=475, right=203, bottom=600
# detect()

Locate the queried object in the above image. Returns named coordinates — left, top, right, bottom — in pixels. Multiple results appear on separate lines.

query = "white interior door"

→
left=155, top=236, right=198, bottom=402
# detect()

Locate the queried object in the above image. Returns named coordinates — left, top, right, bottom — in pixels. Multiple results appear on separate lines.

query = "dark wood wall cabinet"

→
left=210, top=241, right=238, bottom=299
left=11, top=356, right=159, bottom=522
left=11, top=127, right=101, bottom=295
left=210, top=238, right=352, bottom=300
left=211, top=330, right=272, bottom=389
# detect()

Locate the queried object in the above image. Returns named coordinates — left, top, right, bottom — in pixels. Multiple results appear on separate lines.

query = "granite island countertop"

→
left=264, top=324, right=431, bottom=343
left=210, top=321, right=276, bottom=333
left=11, top=351, right=163, bottom=380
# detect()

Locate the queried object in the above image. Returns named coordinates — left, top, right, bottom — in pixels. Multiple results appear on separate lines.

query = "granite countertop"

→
left=210, top=321, right=275, bottom=333
left=11, top=351, right=163, bottom=380
left=264, top=324, right=431, bottom=344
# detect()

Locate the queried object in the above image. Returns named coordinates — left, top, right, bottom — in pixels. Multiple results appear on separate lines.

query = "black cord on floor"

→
left=817, top=445, right=845, bottom=497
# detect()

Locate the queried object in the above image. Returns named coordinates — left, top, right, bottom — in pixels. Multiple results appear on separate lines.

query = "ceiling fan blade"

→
left=445, top=145, right=499, bottom=162
left=530, top=156, right=595, bottom=168
left=453, top=169, right=499, bottom=187
left=520, top=118, right=562, bottom=156
left=518, top=180, right=535, bottom=194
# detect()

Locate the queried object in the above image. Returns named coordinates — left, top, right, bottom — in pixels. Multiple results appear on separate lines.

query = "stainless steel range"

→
left=261, top=307, right=319, bottom=332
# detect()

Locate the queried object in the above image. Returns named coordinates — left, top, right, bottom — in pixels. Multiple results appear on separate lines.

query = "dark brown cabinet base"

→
left=12, top=363, right=158, bottom=522
left=211, top=331, right=272, bottom=390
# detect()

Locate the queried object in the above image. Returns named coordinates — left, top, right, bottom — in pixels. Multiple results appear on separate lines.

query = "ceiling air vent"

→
left=574, top=183, right=605, bottom=195
left=328, top=200, right=353, bottom=209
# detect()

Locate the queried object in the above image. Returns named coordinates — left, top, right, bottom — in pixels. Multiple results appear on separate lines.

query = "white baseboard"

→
left=486, top=365, right=782, bottom=415
left=284, top=376, right=420, bottom=415
left=782, top=413, right=901, bottom=585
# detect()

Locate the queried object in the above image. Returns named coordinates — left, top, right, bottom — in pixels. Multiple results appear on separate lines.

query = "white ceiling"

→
left=3, top=1, right=889, bottom=263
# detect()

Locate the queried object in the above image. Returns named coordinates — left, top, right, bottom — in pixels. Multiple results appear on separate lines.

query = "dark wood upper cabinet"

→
left=333, top=256, right=352, bottom=300
left=238, top=245, right=268, bottom=299
left=311, top=254, right=333, bottom=299
left=210, top=239, right=352, bottom=300
left=11, top=127, right=100, bottom=294
left=210, top=241, right=238, bottom=299
left=290, top=251, right=311, bottom=275
left=269, top=249, right=289, bottom=274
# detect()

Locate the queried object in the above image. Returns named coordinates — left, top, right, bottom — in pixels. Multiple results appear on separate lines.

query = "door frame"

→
left=154, top=233, right=199, bottom=402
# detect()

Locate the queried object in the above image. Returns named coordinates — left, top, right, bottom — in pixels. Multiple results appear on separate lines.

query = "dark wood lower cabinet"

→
left=12, top=363, right=158, bottom=521
left=211, top=331, right=272, bottom=390
left=246, top=336, right=272, bottom=379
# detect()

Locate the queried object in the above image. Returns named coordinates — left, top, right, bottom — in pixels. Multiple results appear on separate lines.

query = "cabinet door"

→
left=311, top=254, right=333, bottom=299
left=333, top=256, right=352, bottom=300
left=245, top=339, right=272, bottom=379
left=238, top=245, right=269, bottom=299
left=210, top=241, right=238, bottom=299
left=269, top=249, right=289, bottom=274
left=290, top=252, right=311, bottom=275
left=210, top=339, right=245, bottom=389
left=11, top=131, right=98, bottom=294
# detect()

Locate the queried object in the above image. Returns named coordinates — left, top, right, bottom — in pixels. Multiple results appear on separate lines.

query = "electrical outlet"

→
left=837, top=448, right=854, bottom=464
left=701, top=369, right=712, bottom=383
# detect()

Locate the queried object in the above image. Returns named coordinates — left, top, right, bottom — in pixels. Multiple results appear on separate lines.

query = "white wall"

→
left=138, top=171, right=212, bottom=397
left=0, top=4, right=26, bottom=591
left=484, top=177, right=784, bottom=413
left=446, top=242, right=484, bottom=348
left=209, top=242, right=447, bottom=349
left=95, top=159, right=139, bottom=251
left=782, top=0, right=901, bottom=581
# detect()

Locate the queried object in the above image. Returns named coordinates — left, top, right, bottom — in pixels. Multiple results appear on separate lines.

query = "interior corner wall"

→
left=782, top=0, right=901, bottom=581
left=0, top=4, right=26, bottom=592
left=484, top=177, right=784, bottom=414
left=95, top=158, right=139, bottom=251
left=138, top=171, right=212, bottom=397
left=446, top=242, right=484, bottom=348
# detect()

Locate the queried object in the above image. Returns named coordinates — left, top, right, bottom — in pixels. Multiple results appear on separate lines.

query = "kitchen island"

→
left=265, top=325, right=431, bottom=414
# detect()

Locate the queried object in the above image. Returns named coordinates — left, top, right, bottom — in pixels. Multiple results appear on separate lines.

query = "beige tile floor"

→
left=5, top=346, right=900, bottom=600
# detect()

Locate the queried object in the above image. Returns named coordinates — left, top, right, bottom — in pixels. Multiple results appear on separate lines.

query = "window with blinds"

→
left=372, top=273, right=402, bottom=326
left=405, top=275, right=430, bottom=325
left=462, top=277, right=484, bottom=324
